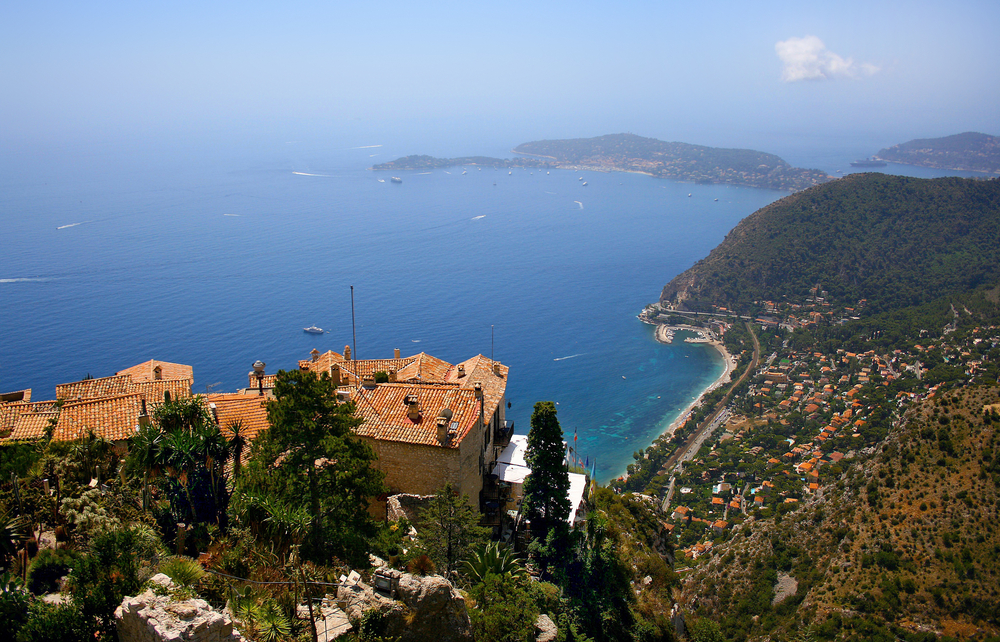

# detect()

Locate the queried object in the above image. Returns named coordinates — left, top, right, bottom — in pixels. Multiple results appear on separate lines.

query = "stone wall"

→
left=364, top=436, right=484, bottom=509
left=115, top=574, right=244, bottom=642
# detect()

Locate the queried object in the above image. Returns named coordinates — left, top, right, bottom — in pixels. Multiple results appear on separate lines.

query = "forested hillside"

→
left=660, top=174, right=1000, bottom=314
left=877, top=132, right=1000, bottom=174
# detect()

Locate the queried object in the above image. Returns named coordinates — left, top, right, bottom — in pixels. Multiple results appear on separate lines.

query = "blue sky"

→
left=3, top=0, right=998, bottom=153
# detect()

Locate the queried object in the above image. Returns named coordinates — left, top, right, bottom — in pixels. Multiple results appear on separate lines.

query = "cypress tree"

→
left=523, top=401, right=571, bottom=540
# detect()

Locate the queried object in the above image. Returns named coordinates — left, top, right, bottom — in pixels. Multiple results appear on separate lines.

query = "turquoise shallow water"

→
left=1, top=134, right=982, bottom=481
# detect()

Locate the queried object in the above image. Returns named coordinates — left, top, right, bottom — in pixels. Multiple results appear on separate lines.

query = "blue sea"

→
left=0, top=131, right=985, bottom=481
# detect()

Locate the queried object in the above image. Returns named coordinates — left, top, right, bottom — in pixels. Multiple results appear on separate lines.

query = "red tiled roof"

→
left=133, top=379, right=193, bottom=409
left=1, top=400, right=59, bottom=441
left=350, top=383, right=482, bottom=448
left=56, top=375, right=133, bottom=401
left=52, top=394, right=145, bottom=442
left=116, top=360, right=194, bottom=383
left=206, top=393, right=271, bottom=442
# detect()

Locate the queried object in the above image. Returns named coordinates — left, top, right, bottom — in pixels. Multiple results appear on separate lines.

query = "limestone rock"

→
left=336, top=572, right=472, bottom=642
left=535, top=613, right=558, bottom=642
left=116, top=585, right=243, bottom=642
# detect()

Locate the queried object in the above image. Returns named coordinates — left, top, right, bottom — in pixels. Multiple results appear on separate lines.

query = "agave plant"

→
left=255, top=599, right=292, bottom=642
left=0, top=508, right=28, bottom=570
left=459, top=541, right=527, bottom=585
left=158, top=556, right=206, bottom=588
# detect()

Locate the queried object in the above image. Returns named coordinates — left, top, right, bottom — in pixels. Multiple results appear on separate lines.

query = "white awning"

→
left=567, top=472, right=588, bottom=525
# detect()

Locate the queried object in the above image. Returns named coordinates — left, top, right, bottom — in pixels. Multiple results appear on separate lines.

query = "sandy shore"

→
left=653, top=325, right=736, bottom=439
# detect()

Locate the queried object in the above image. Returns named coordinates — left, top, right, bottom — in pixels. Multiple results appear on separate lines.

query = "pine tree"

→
left=415, top=483, right=489, bottom=576
left=523, top=401, right=571, bottom=540
left=234, top=370, right=385, bottom=565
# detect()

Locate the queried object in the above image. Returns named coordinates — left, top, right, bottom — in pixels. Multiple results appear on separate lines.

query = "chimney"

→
left=405, top=394, right=421, bottom=421
left=492, top=362, right=503, bottom=376
left=457, top=364, right=465, bottom=377
left=474, top=382, right=483, bottom=400
left=311, top=348, right=320, bottom=362
left=388, top=369, right=397, bottom=383
left=209, top=402, right=218, bottom=424
left=330, top=364, right=342, bottom=386
left=436, top=416, right=449, bottom=443
left=344, top=345, right=352, bottom=361
left=362, top=375, right=377, bottom=389
left=394, top=348, right=400, bottom=359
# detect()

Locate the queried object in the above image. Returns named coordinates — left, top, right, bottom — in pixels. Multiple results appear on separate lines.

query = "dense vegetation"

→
left=677, top=385, right=1000, bottom=641
left=877, top=132, right=1000, bottom=174
left=660, top=174, right=1000, bottom=314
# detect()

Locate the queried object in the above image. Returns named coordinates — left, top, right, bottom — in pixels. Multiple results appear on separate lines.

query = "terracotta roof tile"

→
left=52, top=394, right=145, bottom=442
left=1, top=400, right=59, bottom=441
left=133, top=379, right=192, bottom=409
left=395, top=353, right=453, bottom=383
left=206, top=393, right=271, bottom=442
left=0, top=389, right=31, bottom=403
left=56, top=375, right=134, bottom=402
left=116, top=360, right=193, bottom=383
left=350, top=383, right=481, bottom=448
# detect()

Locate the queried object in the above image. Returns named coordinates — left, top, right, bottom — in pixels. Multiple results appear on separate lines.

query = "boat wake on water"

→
left=57, top=222, right=90, bottom=229
left=0, top=277, right=52, bottom=283
left=292, top=171, right=334, bottom=177
left=553, top=353, right=585, bottom=361
left=471, top=215, right=486, bottom=220
left=574, top=201, right=583, bottom=209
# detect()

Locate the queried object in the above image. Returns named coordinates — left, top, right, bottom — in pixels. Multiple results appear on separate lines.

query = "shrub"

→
left=26, top=549, right=81, bottom=595
left=15, top=601, right=91, bottom=642
left=157, top=556, right=206, bottom=588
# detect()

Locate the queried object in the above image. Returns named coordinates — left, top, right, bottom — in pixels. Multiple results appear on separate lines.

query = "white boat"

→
left=378, top=179, right=385, bottom=183
left=582, top=181, right=588, bottom=186
left=462, top=170, right=467, bottom=175
left=391, top=176, right=402, bottom=183
left=304, top=326, right=324, bottom=334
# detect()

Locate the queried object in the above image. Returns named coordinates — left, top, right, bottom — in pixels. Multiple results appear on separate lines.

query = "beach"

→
left=653, top=324, right=736, bottom=439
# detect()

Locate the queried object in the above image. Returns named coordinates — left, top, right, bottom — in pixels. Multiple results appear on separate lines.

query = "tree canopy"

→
left=231, top=369, right=385, bottom=565
left=523, top=401, right=571, bottom=540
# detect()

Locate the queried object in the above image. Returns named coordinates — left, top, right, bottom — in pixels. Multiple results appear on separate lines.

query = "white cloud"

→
left=775, top=36, right=879, bottom=82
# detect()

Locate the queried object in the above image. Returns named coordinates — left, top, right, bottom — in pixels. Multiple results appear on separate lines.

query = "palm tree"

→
left=225, top=419, right=247, bottom=482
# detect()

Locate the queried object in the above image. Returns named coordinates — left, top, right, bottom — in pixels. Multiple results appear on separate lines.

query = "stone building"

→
left=298, top=348, right=513, bottom=509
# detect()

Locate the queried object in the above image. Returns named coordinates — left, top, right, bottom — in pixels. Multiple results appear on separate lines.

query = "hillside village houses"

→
left=1, top=348, right=588, bottom=530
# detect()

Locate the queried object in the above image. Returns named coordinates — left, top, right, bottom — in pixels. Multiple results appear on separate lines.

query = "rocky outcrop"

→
left=535, top=613, right=558, bottom=642
left=385, top=493, right=434, bottom=523
left=336, top=571, right=472, bottom=642
left=115, top=574, right=244, bottom=642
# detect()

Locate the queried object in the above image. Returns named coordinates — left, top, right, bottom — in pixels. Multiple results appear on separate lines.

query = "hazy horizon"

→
left=3, top=1, right=998, bottom=159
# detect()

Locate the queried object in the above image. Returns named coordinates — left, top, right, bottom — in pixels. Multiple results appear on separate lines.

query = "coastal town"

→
left=631, top=293, right=1000, bottom=565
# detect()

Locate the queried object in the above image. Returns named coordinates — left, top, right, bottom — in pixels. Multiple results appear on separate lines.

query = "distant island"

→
left=373, top=133, right=832, bottom=191
left=875, top=131, right=1000, bottom=174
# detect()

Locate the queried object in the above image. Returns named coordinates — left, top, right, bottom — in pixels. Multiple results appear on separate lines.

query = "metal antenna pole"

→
left=491, top=325, right=494, bottom=362
left=351, top=286, right=357, bottom=361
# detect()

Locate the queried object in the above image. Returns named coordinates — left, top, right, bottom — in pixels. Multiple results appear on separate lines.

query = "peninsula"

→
left=875, top=131, right=1000, bottom=174
left=372, top=133, right=832, bottom=191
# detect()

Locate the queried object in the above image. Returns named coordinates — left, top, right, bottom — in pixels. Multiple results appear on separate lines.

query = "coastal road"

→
left=658, top=322, right=761, bottom=476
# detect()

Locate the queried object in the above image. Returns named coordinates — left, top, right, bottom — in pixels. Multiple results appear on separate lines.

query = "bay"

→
left=1, top=133, right=982, bottom=482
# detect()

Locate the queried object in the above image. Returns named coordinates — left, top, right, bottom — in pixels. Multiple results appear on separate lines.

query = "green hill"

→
left=514, top=133, right=830, bottom=191
left=659, top=173, right=1000, bottom=314
left=677, top=384, right=1000, bottom=641
left=877, top=132, right=1000, bottom=174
